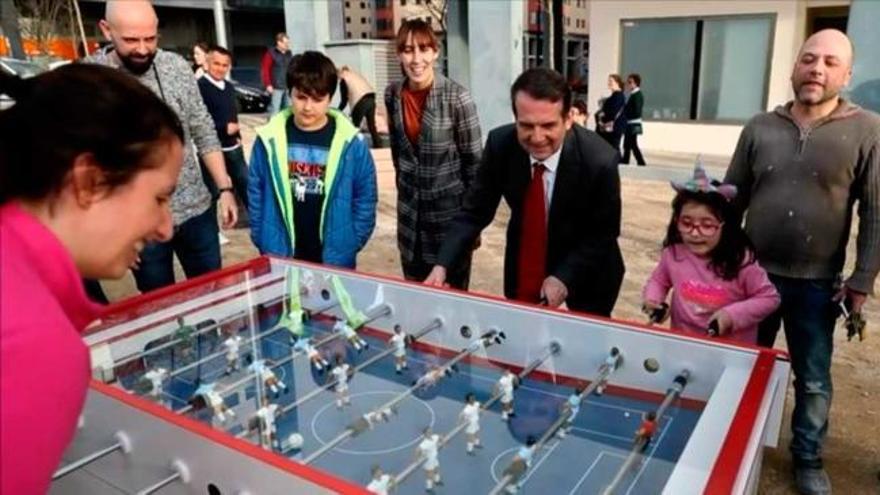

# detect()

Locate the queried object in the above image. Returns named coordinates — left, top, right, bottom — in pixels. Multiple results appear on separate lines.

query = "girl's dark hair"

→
left=286, top=50, right=338, bottom=98
left=0, top=64, right=183, bottom=204
left=663, top=189, right=755, bottom=280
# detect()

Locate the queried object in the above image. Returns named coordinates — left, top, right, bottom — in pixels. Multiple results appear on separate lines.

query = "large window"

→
left=620, top=15, right=774, bottom=122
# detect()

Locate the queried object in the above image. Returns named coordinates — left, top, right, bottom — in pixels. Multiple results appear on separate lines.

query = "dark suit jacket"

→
left=437, top=124, right=625, bottom=316
left=624, top=90, right=643, bottom=121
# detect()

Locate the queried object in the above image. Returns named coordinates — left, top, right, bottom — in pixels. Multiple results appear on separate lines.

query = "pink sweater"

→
left=642, top=245, right=780, bottom=344
left=1, top=203, right=102, bottom=494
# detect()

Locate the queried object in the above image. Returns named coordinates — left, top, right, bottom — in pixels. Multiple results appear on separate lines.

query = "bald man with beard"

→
left=84, top=0, right=238, bottom=293
left=725, top=29, right=880, bottom=495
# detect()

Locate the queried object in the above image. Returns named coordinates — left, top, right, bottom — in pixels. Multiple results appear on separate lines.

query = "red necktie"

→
left=516, top=163, right=547, bottom=302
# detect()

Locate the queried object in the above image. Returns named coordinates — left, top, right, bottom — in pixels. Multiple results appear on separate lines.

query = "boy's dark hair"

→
left=627, top=73, right=642, bottom=86
left=208, top=45, right=232, bottom=60
left=663, top=189, right=755, bottom=280
left=0, top=64, right=183, bottom=204
left=511, top=68, right=572, bottom=117
left=287, top=51, right=338, bottom=98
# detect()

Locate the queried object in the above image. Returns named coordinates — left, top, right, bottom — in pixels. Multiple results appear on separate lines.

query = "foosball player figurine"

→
left=173, top=316, right=196, bottom=359
left=334, top=319, right=369, bottom=353
left=329, top=355, right=352, bottom=409
left=558, top=388, right=583, bottom=438
left=366, top=464, right=394, bottom=495
left=255, top=397, right=280, bottom=450
left=635, top=411, right=657, bottom=452
left=595, top=347, right=621, bottom=396
left=144, top=367, right=169, bottom=400
left=195, top=383, right=236, bottom=423
left=413, top=364, right=451, bottom=390
left=249, top=359, right=288, bottom=398
left=459, top=393, right=482, bottom=455
left=389, top=324, right=409, bottom=374
left=496, top=369, right=519, bottom=421
left=293, top=336, right=330, bottom=373
left=416, top=426, right=442, bottom=493
left=223, top=333, right=243, bottom=375
left=503, top=436, right=537, bottom=494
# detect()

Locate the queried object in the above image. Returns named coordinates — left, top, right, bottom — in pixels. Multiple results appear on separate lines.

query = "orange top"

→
left=401, top=85, right=430, bottom=146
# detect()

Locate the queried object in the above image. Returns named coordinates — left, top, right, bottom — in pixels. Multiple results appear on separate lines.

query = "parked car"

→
left=0, top=57, right=47, bottom=109
left=230, top=67, right=270, bottom=114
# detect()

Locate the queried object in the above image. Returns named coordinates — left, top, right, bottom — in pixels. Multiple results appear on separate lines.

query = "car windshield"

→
left=1, top=59, right=44, bottom=78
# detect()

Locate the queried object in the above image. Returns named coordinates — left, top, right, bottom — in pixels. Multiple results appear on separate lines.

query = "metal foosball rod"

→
left=301, top=329, right=506, bottom=465
left=176, top=304, right=392, bottom=415
left=235, top=318, right=444, bottom=441
left=487, top=349, right=628, bottom=495
left=393, top=341, right=563, bottom=487
left=600, top=370, right=691, bottom=495
left=133, top=459, right=190, bottom=495
left=112, top=286, right=306, bottom=369
left=52, top=432, right=132, bottom=480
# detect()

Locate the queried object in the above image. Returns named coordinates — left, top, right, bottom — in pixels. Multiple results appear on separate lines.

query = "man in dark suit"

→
left=425, top=68, right=625, bottom=316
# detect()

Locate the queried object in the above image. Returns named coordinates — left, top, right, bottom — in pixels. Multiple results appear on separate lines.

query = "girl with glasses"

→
left=641, top=164, right=779, bottom=343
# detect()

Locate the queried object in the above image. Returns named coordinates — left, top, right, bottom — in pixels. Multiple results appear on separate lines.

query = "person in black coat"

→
left=622, top=73, right=646, bottom=166
left=425, top=68, right=625, bottom=316
left=597, top=74, right=626, bottom=152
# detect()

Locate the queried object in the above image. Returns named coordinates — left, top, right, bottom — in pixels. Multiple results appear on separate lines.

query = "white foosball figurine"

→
left=414, top=365, right=451, bottom=390
left=416, top=427, right=443, bottom=493
left=389, top=325, right=409, bottom=374
left=223, top=334, right=243, bottom=375
left=558, top=388, right=583, bottom=438
left=596, top=347, right=621, bottom=396
left=496, top=369, right=519, bottom=421
left=329, top=356, right=351, bottom=408
left=248, top=359, right=288, bottom=398
left=459, top=393, right=482, bottom=455
left=255, top=397, right=280, bottom=450
left=293, top=336, right=329, bottom=373
left=363, top=407, right=395, bottom=429
left=366, top=464, right=394, bottom=494
left=334, top=319, right=368, bottom=353
left=144, top=367, right=169, bottom=402
left=195, top=383, right=235, bottom=423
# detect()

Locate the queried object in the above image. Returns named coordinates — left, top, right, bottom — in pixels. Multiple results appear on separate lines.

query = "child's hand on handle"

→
left=707, top=310, right=733, bottom=336
left=641, top=301, right=670, bottom=324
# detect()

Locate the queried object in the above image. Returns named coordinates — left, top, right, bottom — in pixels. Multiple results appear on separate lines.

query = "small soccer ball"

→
left=287, top=433, right=304, bottom=449
left=624, top=412, right=631, bottom=418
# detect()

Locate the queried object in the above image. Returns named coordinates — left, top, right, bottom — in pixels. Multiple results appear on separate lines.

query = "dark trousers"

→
left=758, top=275, right=838, bottom=468
left=132, top=207, right=221, bottom=293
left=200, top=147, right=249, bottom=210
left=351, top=93, right=381, bottom=148
left=401, top=238, right=473, bottom=290
left=622, top=130, right=645, bottom=165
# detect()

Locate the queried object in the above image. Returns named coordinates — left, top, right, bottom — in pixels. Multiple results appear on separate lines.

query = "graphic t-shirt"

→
left=287, top=118, right=335, bottom=263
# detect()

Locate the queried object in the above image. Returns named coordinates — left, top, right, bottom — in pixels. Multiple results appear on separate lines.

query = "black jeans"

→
left=622, top=129, right=645, bottom=165
left=132, top=207, right=221, bottom=293
left=351, top=93, right=381, bottom=148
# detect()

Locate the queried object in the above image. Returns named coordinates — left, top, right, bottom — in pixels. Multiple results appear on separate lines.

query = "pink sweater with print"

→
left=642, top=245, right=780, bottom=344
left=1, top=203, right=102, bottom=494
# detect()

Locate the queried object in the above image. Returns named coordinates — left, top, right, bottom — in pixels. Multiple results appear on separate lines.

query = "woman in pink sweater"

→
left=0, top=65, right=184, bottom=494
left=642, top=165, right=779, bottom=344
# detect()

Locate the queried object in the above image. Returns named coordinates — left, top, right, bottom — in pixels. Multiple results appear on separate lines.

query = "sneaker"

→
left=794, top=467, right=831, bottom=495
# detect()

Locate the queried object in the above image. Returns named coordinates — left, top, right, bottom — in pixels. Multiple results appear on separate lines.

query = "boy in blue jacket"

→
left=248, top=51, right=377, bottom=268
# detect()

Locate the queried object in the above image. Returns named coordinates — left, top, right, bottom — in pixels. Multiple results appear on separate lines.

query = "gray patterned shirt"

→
left=83, top=48, right=221, bottom=225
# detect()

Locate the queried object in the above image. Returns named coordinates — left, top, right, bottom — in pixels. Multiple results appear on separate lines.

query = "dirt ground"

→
left=102, top=117, right=879, bottom=494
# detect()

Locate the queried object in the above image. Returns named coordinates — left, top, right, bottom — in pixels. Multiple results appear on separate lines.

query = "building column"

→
left=466, top=0, right=525, bottom=133
left=848, top=0, right=880, bottom=113
left=445, top=0, right=470, bottom=88
left=283, top=0, right=331, bottom=52
left=212, top=0, right=228, bottom=48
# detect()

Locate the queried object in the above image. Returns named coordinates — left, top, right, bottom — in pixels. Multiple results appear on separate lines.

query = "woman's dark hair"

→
left=511, top=68, right=572, bottom=117
left=286, top=50, right=338, bottom=98
left=0, top=64, right=184, bottom=204
left=395, top=18, right=439, bottom=54
left=663, top=189, right=755, bottom=280
left=608, top=73, right=624, bottom=89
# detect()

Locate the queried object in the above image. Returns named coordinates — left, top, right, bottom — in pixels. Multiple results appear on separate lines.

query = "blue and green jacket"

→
left=247, top=108, right=377, bottom=268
